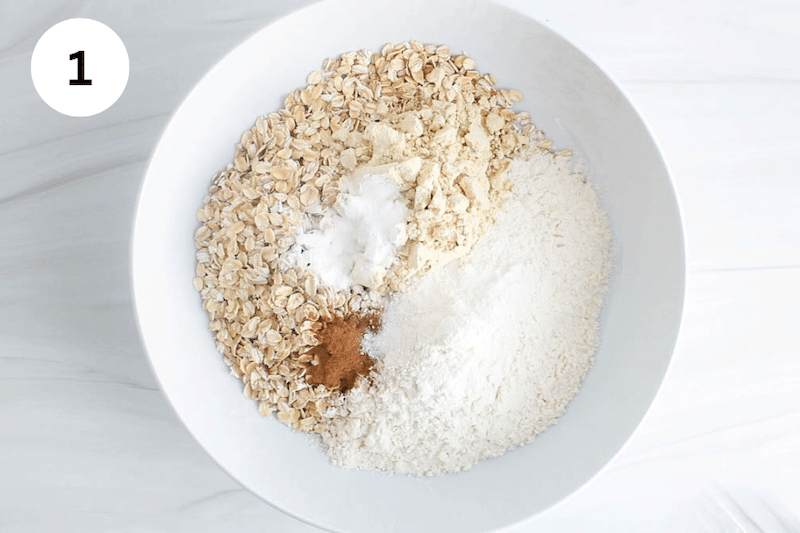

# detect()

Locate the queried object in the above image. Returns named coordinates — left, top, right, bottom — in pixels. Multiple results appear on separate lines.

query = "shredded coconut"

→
left=319, top=149, right=612, bottom=476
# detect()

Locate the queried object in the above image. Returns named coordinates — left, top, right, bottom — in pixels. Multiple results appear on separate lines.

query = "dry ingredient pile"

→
left=193, top=41, right=611, bottom=475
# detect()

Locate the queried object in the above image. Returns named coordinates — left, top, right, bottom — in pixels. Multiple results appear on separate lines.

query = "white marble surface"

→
left=1, top=0, right=799, bottom=531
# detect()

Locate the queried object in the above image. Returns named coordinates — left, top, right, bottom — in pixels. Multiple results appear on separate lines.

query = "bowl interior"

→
left=132, top=1, right=684, bottom=532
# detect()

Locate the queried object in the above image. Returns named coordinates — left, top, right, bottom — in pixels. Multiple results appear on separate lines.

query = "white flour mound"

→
left=320, top=149, right=612, bottom=476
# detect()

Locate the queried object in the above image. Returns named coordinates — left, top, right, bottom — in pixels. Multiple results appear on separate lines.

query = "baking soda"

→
left=293, top=171, right=407, bottom=291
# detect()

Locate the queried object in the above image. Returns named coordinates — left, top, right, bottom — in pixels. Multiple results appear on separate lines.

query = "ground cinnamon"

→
left=304, top=311, right=381, bottom=392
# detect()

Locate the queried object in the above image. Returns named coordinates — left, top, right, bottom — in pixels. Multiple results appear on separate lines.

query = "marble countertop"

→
left=2, top=0, right=799, bottom=531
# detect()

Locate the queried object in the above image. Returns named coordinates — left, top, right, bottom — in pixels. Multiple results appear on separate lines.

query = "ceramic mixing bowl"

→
left=132, top=1, right=685, bottom=531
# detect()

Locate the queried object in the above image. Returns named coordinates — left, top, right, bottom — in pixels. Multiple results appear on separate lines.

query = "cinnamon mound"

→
left=305, top=312, right=381, bottom=392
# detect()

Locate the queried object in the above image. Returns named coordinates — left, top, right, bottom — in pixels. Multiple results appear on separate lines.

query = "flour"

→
left=319, top=149, right=612, bottom=476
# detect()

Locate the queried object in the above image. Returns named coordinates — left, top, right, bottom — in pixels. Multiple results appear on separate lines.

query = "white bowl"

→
left=132, top=1, right=685, bottom=531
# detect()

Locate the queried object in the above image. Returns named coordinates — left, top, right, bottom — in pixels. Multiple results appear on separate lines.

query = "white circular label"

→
left=31, top=18, right=129, bottom=117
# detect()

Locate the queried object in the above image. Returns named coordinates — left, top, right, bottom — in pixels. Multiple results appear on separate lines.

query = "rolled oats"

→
left=194, top=41, right=546, bottom=433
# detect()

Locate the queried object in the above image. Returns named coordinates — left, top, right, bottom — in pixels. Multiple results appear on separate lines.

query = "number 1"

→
left=69, top=51, right=92, bottom=85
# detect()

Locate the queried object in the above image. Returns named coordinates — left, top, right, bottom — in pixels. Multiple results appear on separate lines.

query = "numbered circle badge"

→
left=31, top=18, right=129, bottom=117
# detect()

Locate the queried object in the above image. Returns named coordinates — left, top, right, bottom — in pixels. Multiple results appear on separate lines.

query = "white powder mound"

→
left=319, top=149, right=612, bottom=476
left=294, top=171, right=408, bottom=291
